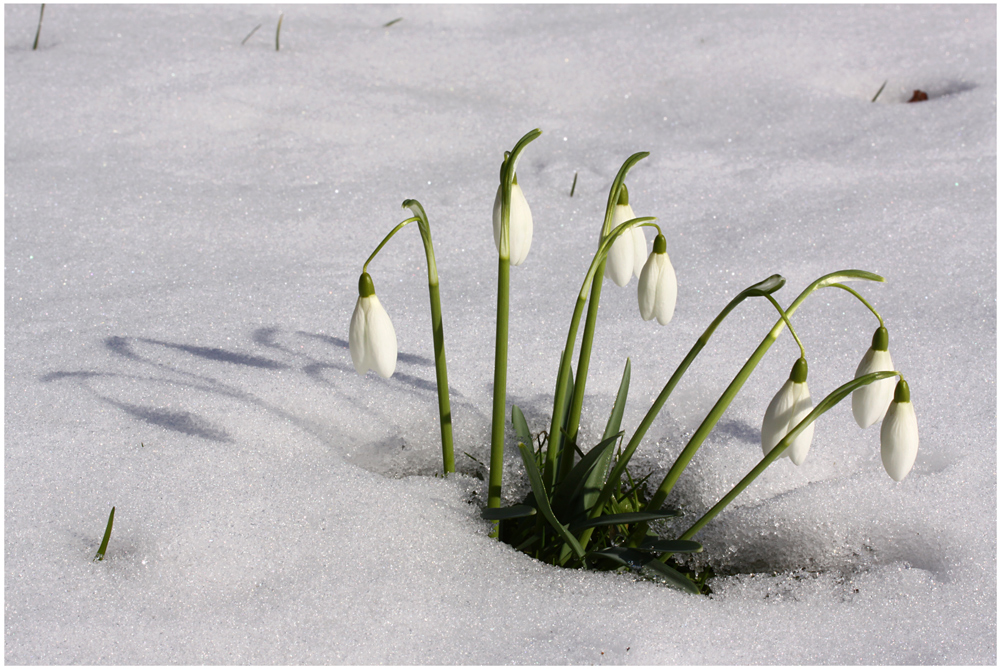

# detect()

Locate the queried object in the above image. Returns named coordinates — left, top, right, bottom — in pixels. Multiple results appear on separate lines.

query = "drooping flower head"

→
left=492, top=169, right=533, bottom=266
left=604, top=184, right=648, bottom=287
left=761, top=357, right=814, bottom=465
left=637, top=233, right=677, bottom=325
left=880, top=378, right=918, bottom=481
left=349, top=272, right=398, bottom=379
left=852, top=326, right=895, bottom=428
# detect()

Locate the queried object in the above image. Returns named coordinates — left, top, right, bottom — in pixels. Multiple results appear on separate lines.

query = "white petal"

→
left=605, top=204, right=636, bottom=287
left=363, top=295, right=397, bottom=379
left=493, top=183, right=532, bottom=265
left=637, top=253, right=660, bottom=321
left=348, top=297, right=369, bottom=375
left=652, top=251, right=677, bottom=325
left=508, top=183, right=533, bottom=266
left=630, top=226, right=648, bottom=278
left=761, top=379, right=797, bottom=457
left=786, top=382, right=815, bottom=465
left=852, top=348, right=895, bottom=428
left=881, top=400, right=918, bottom=481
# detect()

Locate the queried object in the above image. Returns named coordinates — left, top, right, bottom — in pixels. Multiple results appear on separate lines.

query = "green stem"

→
left=576, top=275, right=786, bottom=552
left=544, top=216, right=657, bottom=490
left=403, top=200, right=454, bottom=475
left=763, top=293, right=806, bottom=359
left=363, top=217, right=420, bottom=272
left=489, top=256, right=510, bottom=513
left=829, top=283, right=884, bottom=327
left=558, top=153, right=649, bottom=481
left=670, top=370, right=899, bottom=550
left=631, top=269, right=884, bottom=545
left=488, top=129, right=541, bottom=520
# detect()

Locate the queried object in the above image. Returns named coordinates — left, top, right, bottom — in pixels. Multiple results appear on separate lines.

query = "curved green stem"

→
left=629, top=269, right=884, bottom=546
left=763, top=293, right=806, bottom=359
left=557, top=154, right=649, bottom=481
left=489, top=129, right=541, bottom=520
left=670, top=370, right=900, bottom=549
left=402, top=199, right=454, bottom=475
left=545, top=216, right=657, bottom=489
left=575, top=275, right=786, bottom=552
left=363, top=217, right=420, bottom=273
left=829, top=283, right=884, bottom=327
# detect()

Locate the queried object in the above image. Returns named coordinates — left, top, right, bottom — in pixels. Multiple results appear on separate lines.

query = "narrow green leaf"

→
left=590, top=546, right=649, bottom=570
left=637, top=538, right=703, bottom=553
left=514, top=438, right=586, bottom=560
left=482, top=504, right=537, bottom=520
left=94, top=506, right=115, bottom=562
left=601, top=358, right=631, bottom=443
left=551, top=431, right=622, bottom=520
left=512, top=405, right=533, bottom=451
left=642, top=557, right=702, bottom=594
left=569, top=509, right=680, bottom=531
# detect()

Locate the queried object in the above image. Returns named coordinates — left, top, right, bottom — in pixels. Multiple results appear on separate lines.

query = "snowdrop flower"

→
left=761, top=358, right=814, bottom=465
left=349, top=272, right=397, bottom=379
left=637, top=233, right=677, bottom=325
left=492, top=174, right=533, bottom=266
left=604, top=184, right=648, bottom=287
left=880, top=378, right=918, bottom=481
left=852, top=326, right=895, bottom=428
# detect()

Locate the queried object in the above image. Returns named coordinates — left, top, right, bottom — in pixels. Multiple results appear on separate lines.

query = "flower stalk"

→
left=628, top=269, right=884, bottom=546
left=356, top=201, right=455, bottom=475
left=669, top=370, right=900, bottom=551
left=556, top=153, right=649, bottom=483
left=545, top=215, right=658, bottom=490
left=489, top=129, right=541, bottom=515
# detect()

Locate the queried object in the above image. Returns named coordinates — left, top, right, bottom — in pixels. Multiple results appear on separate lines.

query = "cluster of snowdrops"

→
left=346, top=129, right=919, bottom=592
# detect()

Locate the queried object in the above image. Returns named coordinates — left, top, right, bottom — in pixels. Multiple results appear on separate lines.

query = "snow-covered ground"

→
left=4, top=4, right=996, bottom=664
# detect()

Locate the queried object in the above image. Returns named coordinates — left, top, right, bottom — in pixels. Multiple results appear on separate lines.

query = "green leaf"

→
left=481, top=504, right=537, bottom=520
left=512, top=404, right=533, bottom=451
left=641, top=557, right=703, bottom=594
left=637, top=537, right=703, bottom=553
left=569, top=510, right=681, bottom=531
left=551, top=431, right=622, bottom=521
left=512, top=428, right=586, bottom=561
left=601, top=358, right=631, bottom=443
left=590, top=546, right=649, bottom=570
left=94, top=506, right=115, bottom=562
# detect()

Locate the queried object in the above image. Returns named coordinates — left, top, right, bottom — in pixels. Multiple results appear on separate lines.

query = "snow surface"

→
left=4, top=3, right=996, bottom=664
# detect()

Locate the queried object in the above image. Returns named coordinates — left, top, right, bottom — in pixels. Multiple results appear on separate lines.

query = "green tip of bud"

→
left=790, top=357, right=808, bottom=383
left=617, top=183, right=630, bottom=206
left=499, top=152, right=510, bottom=183
left=893, top=378, right=910, bottom=403
left=512, top=172, right=518, bottom=186
left=358, top=272, right=375, bottom=297
left=653, top=234, right=667, bottom=254
left=872, top=326, right=889, bottom=351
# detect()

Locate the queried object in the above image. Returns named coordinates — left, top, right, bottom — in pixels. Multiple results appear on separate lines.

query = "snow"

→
left=4, top=3, right=996, bottom=664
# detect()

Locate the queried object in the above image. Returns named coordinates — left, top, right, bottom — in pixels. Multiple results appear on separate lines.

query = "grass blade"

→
left=241, top=23, right=261, bottom=45
left=94, top=506, right=115, bottom=561
left=32, top=4, right=45, bottom=50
